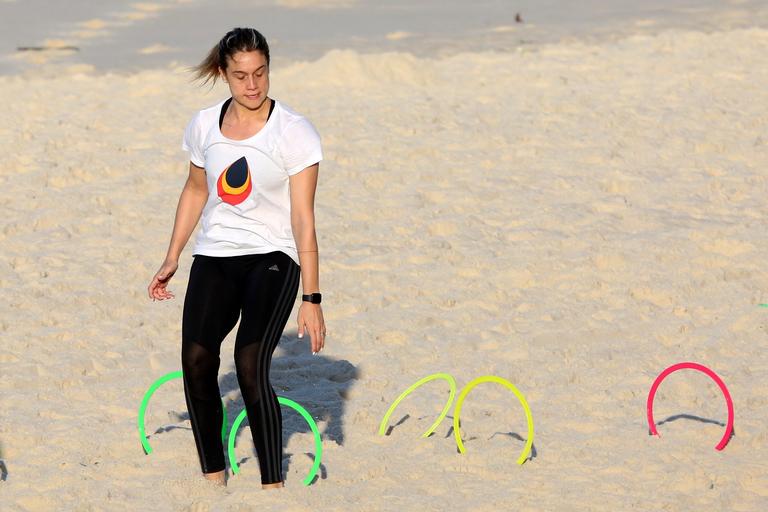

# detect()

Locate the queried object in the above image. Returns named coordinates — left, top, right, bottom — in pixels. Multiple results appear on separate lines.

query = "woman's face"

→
left=220, top=51, right=270, bottom=110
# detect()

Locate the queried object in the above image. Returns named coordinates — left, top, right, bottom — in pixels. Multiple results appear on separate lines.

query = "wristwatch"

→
left=302, top=293, right=322, bottom=304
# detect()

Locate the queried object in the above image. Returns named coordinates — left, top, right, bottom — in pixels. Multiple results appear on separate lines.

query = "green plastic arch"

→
left=228, top=397, right=322, bottom=486
left=378, top=372, right=457, bottom=438
left=138, top=370, right=228, bottom=455
left=453, top=375, right=534, bottom=465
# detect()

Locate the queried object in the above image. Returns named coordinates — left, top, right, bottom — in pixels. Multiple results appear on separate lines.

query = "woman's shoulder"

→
left=187, top=98, right=230, bottom=127
left=272, top=100, right=318, bottom=135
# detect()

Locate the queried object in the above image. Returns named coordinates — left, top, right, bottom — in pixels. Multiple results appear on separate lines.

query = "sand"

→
left=1, top=18, right=768, bottom=512
left=4, top=0, right=768, bottom=73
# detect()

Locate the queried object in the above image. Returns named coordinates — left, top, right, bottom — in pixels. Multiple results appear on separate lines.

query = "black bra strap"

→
left=219, top=97, right=233, bottom=129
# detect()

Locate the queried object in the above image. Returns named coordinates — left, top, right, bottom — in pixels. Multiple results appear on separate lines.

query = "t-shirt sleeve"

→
left=279, top=118, right=323, bottom=176
left=181, top=112, right=205, bottom=168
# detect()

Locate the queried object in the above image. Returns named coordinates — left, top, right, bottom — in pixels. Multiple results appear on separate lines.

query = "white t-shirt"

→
left=182, top=98, right=322, bottom=264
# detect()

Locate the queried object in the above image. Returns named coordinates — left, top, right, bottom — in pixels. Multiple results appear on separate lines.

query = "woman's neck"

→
left=229, top=97, right=272, bottom=123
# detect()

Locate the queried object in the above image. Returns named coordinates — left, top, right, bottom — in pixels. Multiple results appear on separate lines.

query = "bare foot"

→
left=204, top=470, right=226, bottom=486
left=262, top=481, right=284, bottom=490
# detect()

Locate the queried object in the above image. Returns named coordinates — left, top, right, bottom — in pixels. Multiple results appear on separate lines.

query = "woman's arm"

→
left=289, top=163, right=326, bottom=354
left=147, top=162, right=208, bottom=300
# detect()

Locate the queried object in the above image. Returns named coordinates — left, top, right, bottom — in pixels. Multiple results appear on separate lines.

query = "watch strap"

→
left=302, top=293, right=322, bottom=304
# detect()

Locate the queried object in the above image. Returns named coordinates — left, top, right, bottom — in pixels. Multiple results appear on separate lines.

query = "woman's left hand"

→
left=297, top=302, right=326, bottom=354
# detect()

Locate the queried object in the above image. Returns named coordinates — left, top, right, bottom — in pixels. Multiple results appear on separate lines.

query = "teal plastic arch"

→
left=378, top=372, right=457, bottom=438
left=137, top=370, right=228, bottom=455
left=228, top=397, right=322, bottom=486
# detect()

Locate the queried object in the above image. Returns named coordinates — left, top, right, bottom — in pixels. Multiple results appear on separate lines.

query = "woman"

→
left=147, top=27, right=326, bottom=489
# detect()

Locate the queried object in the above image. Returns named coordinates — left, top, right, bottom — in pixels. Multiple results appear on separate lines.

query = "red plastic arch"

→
left=646, top=362, right=734, bottom=451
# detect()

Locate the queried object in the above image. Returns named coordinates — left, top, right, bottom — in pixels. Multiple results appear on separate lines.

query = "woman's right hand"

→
left=148, top=259, right=179, bottom=301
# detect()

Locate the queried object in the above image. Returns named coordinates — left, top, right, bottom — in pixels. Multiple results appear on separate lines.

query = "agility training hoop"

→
left=646, top=362, right=734, bottom=451
left=453, top=375, right=535, bottom=465
left=138, top=370, right=228, bottom=455
left=228, top=397, right=322, bottom=486
left=378, top=372, right=457, bottom=438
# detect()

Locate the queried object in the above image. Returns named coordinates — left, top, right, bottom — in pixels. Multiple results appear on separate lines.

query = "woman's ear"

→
left=218, top=67, right=227, bottom=83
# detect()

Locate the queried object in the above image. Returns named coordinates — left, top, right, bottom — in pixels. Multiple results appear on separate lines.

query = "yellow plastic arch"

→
left=378, top=373, right=457, bottom=438
left=453, top=375, right=534, bottom=465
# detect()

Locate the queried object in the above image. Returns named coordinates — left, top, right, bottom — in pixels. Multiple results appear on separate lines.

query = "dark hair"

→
left=193, top=27, right=270, bottom=85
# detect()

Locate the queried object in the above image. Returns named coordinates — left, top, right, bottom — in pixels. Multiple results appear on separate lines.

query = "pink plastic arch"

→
left=646, top=362, right=734, bottom=451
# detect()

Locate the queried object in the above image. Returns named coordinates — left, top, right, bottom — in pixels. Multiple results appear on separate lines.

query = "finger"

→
left=315, top=326, right=322, bottom=350
left=309, top=330, right=318, bottom=354
left=148, top=278, right=160, bottom=298
left=154, top=288, right=167, bottom=300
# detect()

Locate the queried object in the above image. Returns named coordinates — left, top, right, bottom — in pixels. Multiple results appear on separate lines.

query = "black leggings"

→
left=181, top=251, right=300, bottom=484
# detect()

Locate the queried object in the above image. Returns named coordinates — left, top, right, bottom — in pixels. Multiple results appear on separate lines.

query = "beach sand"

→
left=4, top=0, right=768, bottom=73
left=1, top=9, right=768, bottom=512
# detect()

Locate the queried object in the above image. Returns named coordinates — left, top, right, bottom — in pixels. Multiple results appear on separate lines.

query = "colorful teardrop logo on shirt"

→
left=217, top=156, right=252, bottom=206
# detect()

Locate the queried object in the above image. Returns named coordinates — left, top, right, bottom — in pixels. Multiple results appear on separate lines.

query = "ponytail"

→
left=192, top=28, right=271, bottom=86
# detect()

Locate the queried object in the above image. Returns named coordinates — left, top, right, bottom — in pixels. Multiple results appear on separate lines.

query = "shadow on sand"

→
left=146, top=332, right=359, bottom=484
left=384, top=413, right=538, bottom=462
left=652, top=412, right=735, bottom=441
